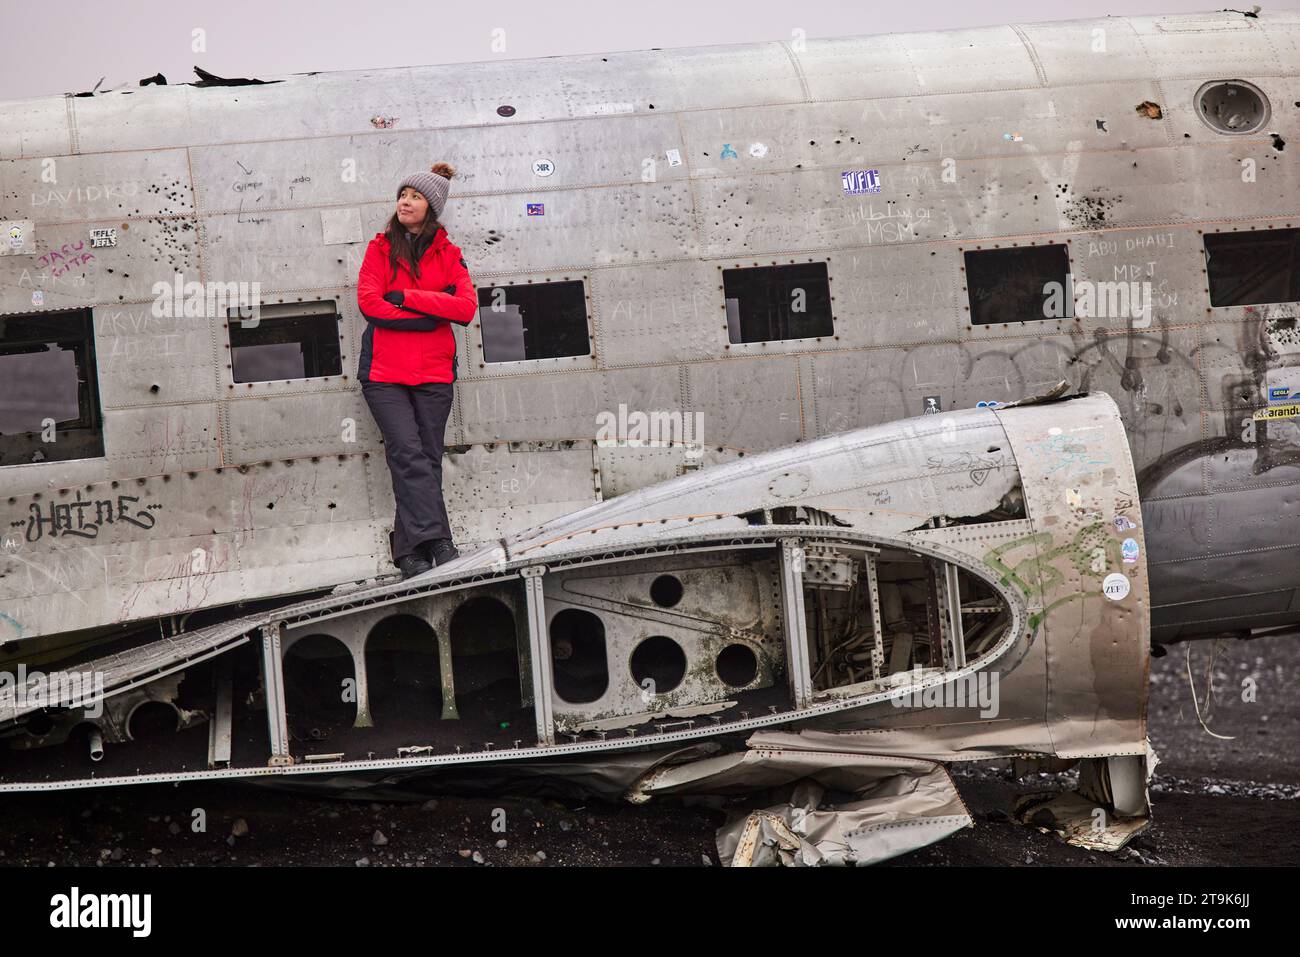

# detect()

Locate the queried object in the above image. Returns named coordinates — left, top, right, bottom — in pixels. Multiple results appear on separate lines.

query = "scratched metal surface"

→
left=0, top=10, right=1296, bottom=645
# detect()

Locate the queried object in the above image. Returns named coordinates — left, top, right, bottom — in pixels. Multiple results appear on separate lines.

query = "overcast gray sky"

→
left=0, top=0, right=1263, bottom=102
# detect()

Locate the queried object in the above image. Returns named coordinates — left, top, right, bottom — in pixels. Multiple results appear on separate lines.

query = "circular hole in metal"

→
left=630, top=635, right=687, bottom=695
left=716, top=644, right=758, bottom=688
left=127, top=701, right=179, bottom=740
left=649, top=574, right=683, bottom=608
left=25, top=712, right=54, bottom=736
left=1196, top=80, right=1270, bottom=134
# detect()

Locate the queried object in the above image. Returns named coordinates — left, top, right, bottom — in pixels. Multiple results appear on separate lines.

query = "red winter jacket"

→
left=356, top=227, right=478, bottom=384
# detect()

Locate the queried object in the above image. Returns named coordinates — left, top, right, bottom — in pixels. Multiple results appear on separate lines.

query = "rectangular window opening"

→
left=228, top=300, right=342, bottom=383
left=476, top=280, right=590, bottom=363
left=1204, top=228, right=1300, bottom=307
left=964, top=244, right=1073, bottom=325
left=0, top=308, right=104, bottom=467
left=723, top=262, right=833, bottom=343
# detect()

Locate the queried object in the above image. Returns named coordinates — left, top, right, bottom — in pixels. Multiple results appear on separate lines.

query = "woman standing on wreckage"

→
left=357, top=161, right=478, bottom=579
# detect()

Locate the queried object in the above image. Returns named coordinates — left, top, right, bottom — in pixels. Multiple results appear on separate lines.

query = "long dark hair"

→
left=384, top=209, right=441, bottom=281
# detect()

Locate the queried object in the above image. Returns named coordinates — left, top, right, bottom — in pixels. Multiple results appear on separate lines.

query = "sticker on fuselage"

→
left=842, top=169, right=882, bottom=195
left=1102, top=572, right=1131, bottom=601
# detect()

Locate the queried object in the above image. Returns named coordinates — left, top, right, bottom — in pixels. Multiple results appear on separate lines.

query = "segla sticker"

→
left=1113, top=515, right=1137, bottom=532
left=1121, top=537, right=1139, bottom=563
left=922, top=395, right=941, bottom=415
left=1102, top=572, right=1131, bottom=601
left=532, top=159, right=554, bottom=177
left=842, top=169, right=882, bottom=195
left=7, top=224, right=22, bottom=249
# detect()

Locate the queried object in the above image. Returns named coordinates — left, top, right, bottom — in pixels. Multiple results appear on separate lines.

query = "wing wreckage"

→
left=0, top=391, right=1153, bottom=864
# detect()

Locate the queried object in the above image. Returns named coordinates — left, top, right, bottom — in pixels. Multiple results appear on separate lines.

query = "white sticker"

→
left=31, top=290, right=44, bottom=306
left=749, top=142, right=768, bottom=158
left=1066, top=488, right=1083, bottom=509
left=666, top=149, right=682, bottom=167
left=532, top=159, right=555, bottom=177
left=89, top=227, right=117, bottom=248
left=1102, top=572, right=1131, bottom=601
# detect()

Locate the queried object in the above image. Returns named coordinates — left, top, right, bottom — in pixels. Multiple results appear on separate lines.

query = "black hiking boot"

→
left=398, top=553, right=433, bottom=579
left=429, top=538, right=460, bottom=566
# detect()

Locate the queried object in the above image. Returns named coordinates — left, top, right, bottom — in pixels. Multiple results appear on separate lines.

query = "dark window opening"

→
left=365, top=614, right=442, bottom=727
left=228, top=300, right=341, bottom=383
left=723, top=262, right=833, bottom=343
left=964, top=244, right=1072, bottom=324
left=283, top=634, right=356, bottom=732
left=0, top=308, right=104, bottom=467
left=477, top=280, right=590, bottom=362
left=1205, top=229, right=1300, bottom=307
left=449, top=596, right=526, bottom=725
left=550, top=608, right=608, bottom=704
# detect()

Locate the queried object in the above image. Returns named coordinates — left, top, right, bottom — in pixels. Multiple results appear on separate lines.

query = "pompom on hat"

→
left=396, top=162, right=455, bottom=218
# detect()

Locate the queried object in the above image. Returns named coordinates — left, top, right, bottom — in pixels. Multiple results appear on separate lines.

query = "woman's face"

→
left=396, top=187, right=429, bottom=230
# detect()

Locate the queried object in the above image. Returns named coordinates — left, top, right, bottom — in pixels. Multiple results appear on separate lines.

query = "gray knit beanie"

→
left=396, top=162, right=455, bottom=218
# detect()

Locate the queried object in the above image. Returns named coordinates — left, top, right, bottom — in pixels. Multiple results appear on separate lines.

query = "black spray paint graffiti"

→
left=12, top=493, right=161, bottom=543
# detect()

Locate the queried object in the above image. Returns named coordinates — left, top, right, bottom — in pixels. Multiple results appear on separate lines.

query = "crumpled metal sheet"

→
left=1015, top=790, right=1150, bottom=852
left=630, top=745, right=973, bottom=866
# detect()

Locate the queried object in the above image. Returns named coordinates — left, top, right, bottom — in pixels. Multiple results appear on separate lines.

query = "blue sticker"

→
left=842, top=169, right=882, bottom=195
left=975, top=400, right=1003, bottom=410
left=720, top=143, right=738, bottom=159
left=526, top=203, right=544, bottom=216
left=1121, top=537, right=1139, bottom=563
left=1269, top=386, right=1291, bottom=402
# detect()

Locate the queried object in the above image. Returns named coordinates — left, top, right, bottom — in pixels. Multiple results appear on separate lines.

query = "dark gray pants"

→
left=362, top=381, right=454, bottom=564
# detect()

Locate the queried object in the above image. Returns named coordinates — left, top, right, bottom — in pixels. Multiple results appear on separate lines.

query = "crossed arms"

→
left=357, top=241, right=478, bottom=331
